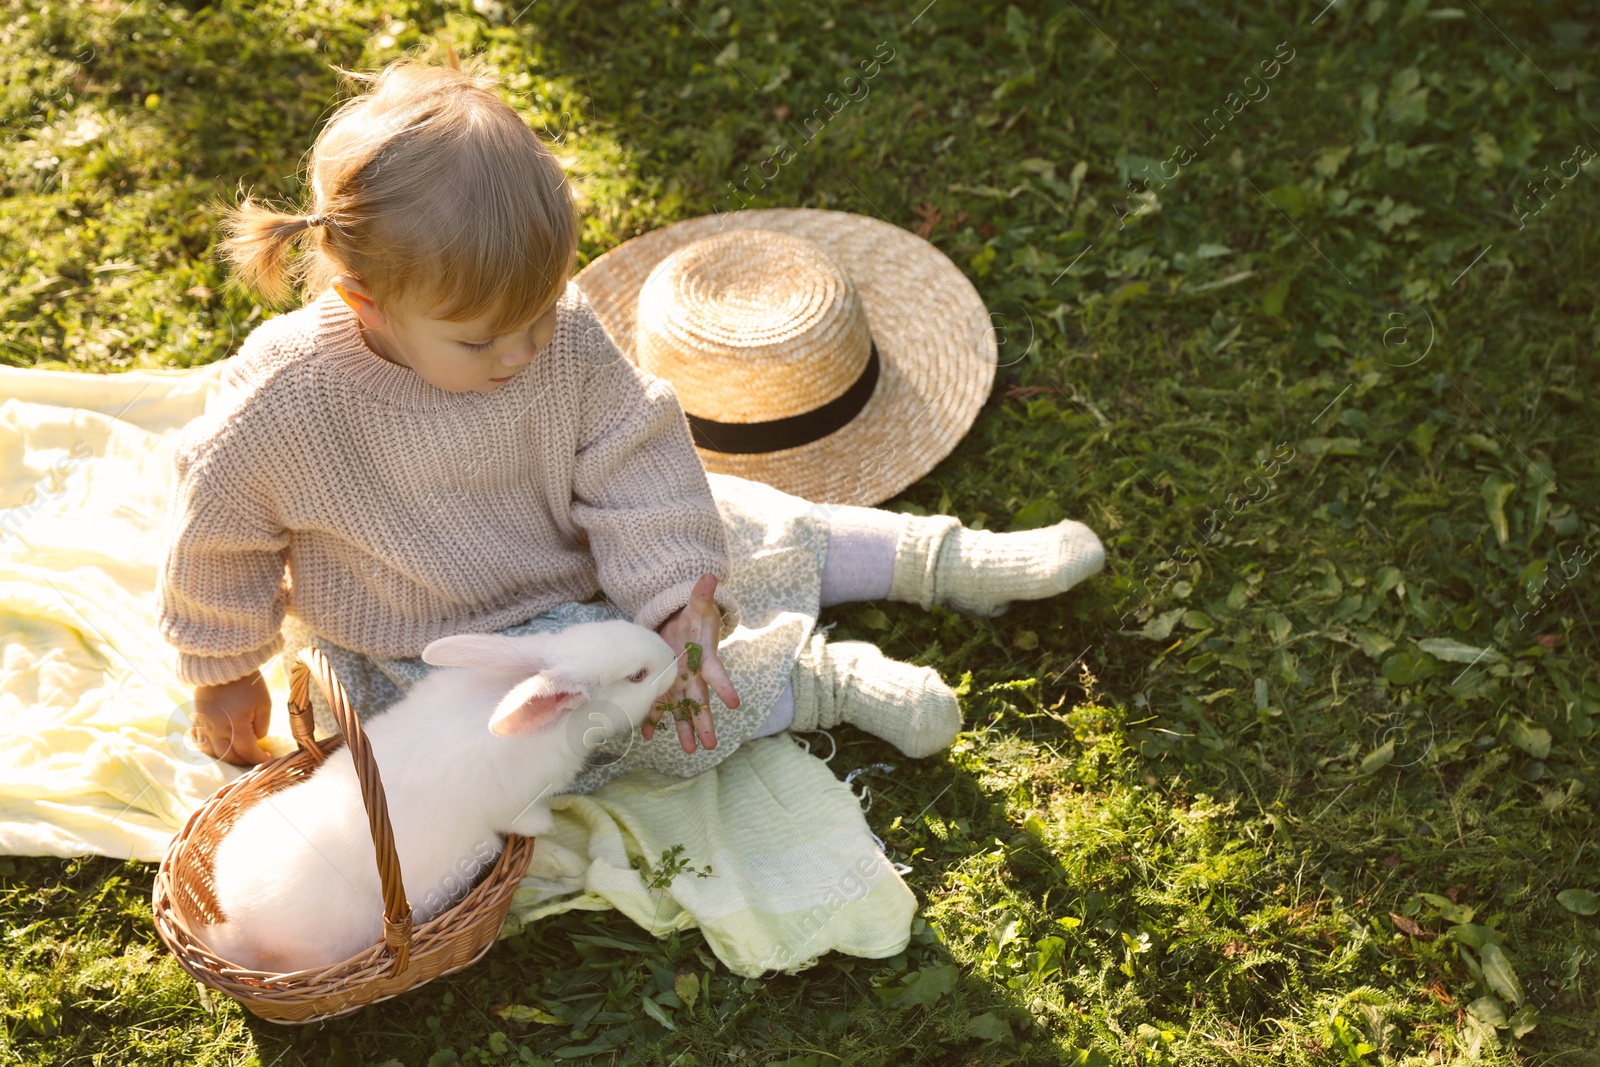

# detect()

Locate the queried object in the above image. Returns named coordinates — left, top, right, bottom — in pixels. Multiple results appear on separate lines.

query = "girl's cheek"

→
left=536, top=318, right=558, bottom=351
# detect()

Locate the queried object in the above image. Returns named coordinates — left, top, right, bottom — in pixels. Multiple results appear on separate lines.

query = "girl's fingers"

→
left=691, top=701, right=717, bottom=750
left=657, top=671, right=716, bottom=754
left=701, top=647, right=740, bottom=709
left=667, top=672, right=700, bottom=754
left=674, top=702, right=697, bottom=753
left=684, top=671, right=716, bottom=750
left=220, top=729, right=269, bottom=765
left=647, top=673, right=701, bottom=753
left=649, top=579, right=728, bottom=755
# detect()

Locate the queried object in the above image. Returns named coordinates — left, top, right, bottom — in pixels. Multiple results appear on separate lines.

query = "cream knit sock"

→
left=888, top=515, right=1106, bottom=617
left=788, top=633, right=961, bottom=758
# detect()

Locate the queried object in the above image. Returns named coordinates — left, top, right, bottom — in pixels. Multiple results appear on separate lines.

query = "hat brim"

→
left=573, top=208, right=997, bottom=506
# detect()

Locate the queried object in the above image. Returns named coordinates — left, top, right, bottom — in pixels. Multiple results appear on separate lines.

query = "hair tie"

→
left=305, top=214, right=326, bottom=229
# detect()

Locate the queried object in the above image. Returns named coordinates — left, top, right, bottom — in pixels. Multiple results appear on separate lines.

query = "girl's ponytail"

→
left=217, top=194, right=323, bottom=307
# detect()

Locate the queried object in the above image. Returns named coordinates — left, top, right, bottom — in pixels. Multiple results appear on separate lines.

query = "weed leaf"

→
left=1480, top=943, right=1525, bottom=1007
left=1507, top=720, right=1552, bottom=759
left=1416, top=638, right=1503, bottom=664
left=966, top=1012, right=1012, bottom=1041
left=1482, top=475, right=1515, bottom=545
left=1557, top=889, right=1599, bottom=915
left=1359, top=739, right=1395, bottom=774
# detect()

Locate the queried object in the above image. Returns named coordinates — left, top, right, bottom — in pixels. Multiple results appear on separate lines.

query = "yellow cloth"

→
left=0, top=363, right=915, bottom=976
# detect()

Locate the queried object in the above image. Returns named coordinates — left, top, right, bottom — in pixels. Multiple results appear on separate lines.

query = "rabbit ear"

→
left=487, top=672, right=592, bottom=736
left=422, top=633, right=552, bottom=671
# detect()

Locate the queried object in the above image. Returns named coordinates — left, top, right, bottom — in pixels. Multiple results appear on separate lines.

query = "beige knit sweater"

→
left=158, top=282, right=741, bottom=688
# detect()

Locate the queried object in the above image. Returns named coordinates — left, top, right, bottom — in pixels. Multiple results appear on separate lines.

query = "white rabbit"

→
left=201, top=619, right=679, bottom=974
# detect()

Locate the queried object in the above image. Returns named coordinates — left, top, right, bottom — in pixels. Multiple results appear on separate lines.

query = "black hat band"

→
left=685, top=341, right=881, bottom=455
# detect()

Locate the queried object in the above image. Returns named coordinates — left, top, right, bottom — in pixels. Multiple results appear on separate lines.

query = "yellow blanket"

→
left=0, top=363, right=914, bottom=977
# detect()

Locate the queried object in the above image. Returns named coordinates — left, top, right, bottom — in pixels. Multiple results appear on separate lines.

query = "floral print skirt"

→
left=277, top=473, right=831, bottom=796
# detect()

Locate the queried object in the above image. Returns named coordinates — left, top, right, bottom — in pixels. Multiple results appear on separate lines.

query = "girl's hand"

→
left=649, top=573, right=740, bottom=754
left=191, top=670, right=274, bottom=766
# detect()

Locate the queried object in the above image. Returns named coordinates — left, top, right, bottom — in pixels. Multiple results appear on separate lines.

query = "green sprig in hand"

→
left=654, top=642, right=703, bottom=724
left=649, top=573, right=740, bottom=754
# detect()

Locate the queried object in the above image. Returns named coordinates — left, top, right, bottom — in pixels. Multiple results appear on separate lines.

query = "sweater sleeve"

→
left=569, top=341, right=741, bottom=640
left=156, top=457, right=291, bottom=688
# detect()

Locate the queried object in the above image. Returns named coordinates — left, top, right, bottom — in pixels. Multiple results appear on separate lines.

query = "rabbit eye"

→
left=627, top=667, right=649, bottom=683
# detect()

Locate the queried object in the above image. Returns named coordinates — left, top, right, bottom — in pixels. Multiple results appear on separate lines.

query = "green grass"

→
left=3, top=0, right=1600, bottom=1063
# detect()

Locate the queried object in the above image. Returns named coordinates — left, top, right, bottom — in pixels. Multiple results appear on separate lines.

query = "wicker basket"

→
left=151, top=645, right=536, bottom=1024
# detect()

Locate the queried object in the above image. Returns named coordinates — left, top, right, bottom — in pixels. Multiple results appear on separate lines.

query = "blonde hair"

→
left=218, top=45, right=577, bottom=335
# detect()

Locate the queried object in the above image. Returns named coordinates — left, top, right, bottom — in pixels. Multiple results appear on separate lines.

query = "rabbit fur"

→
left=201, top=619, right=679, bottom=973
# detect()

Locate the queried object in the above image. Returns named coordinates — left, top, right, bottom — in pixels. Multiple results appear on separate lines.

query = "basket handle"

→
left=286, top=645, right=414, bottom=975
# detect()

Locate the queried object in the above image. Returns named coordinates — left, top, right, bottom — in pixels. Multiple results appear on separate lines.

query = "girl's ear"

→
left=332, top=275, right=387, bottom=331
left=488, top=674, right=591, bottom=736
left=421, top=633, right=551, bottom=672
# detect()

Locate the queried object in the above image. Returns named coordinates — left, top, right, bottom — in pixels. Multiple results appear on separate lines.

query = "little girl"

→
left=157, top=51, right=1105, bottom=796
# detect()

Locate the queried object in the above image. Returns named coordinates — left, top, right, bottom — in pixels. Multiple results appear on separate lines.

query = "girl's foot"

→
left=787, top=633, right=961, bottom=758
left=887, top=515, right=1105, bottom=617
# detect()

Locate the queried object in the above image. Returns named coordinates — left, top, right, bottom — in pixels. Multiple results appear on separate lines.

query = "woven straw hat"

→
left=574, top=208, right=997, bottom=506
